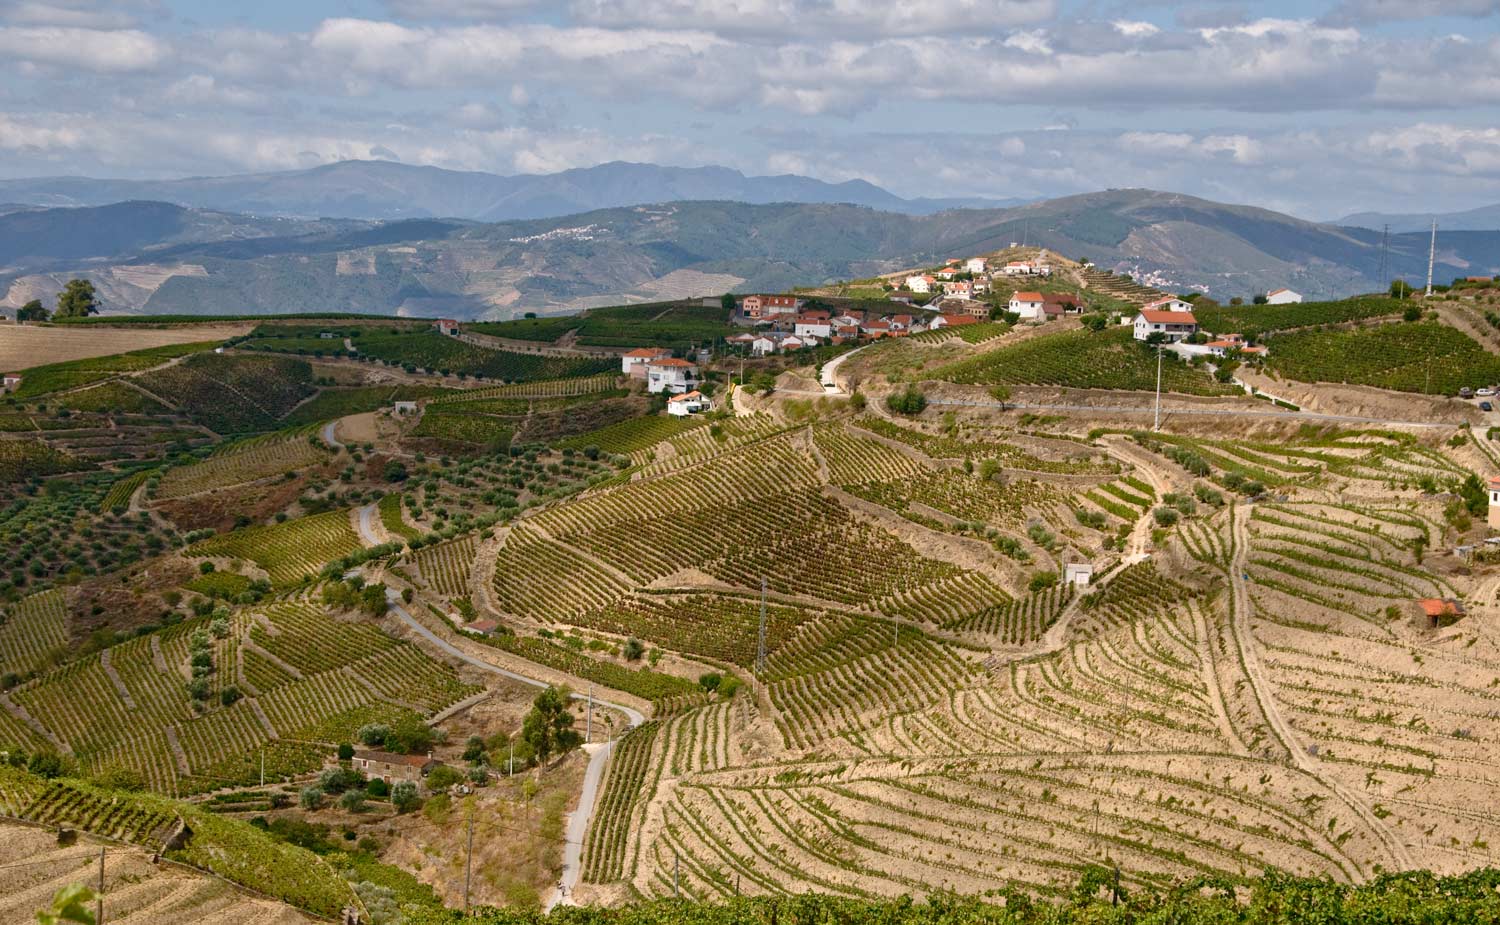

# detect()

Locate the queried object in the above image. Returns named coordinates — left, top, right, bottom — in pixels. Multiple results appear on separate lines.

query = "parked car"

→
left=1482, top=402, right=1494, bottom=412
left=1478, top=388, right=1494, bottom=397
left=1460, top=387, right=1474, bottom=399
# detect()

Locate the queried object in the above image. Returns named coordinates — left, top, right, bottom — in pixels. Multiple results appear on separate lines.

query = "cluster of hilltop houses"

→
left=727, top=298, right=988, bottom=355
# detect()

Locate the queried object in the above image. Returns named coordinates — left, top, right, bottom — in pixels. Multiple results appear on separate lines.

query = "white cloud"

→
left=0, top=25, right=165, bottom=72
left=567, top=0, right=1057, bottom=39
left=0, top=0, right=163, bottom=28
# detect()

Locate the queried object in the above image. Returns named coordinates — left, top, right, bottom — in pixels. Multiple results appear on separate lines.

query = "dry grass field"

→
left=0, top=322, right=252, bottom=371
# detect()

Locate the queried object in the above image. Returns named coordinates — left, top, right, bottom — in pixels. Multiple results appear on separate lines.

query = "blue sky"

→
left=1, top=0, right=1498, bottom=219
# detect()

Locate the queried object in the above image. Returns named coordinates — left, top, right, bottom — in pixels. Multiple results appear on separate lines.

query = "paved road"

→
left=320, top=420, right=342, bottom=449
left=926, top=397, right=1453, bottom=428
left=382, top=591, right=645, bottom=908
left=355, top=503, right=381, bottom=546
left=819, top=344, right=869, bottom=395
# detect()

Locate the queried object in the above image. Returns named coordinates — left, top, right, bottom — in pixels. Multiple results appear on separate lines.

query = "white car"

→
left=1479, top=388, right=1495, bottom=397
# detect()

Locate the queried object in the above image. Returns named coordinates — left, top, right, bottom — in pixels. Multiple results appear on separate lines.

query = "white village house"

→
left=1133, top=309, right=1199, bottom=343
left=965, top=257, right=987, bottom=274
left=621, top=347, right=673, bottom=377
left=1142, top=297, right=1194, bottom=313
left=667, top=390, right=711, bottom=416
left=644, top=357, right=699, bottom=394
left=794, top=318, right=832, bottom=339
left=2, top=373, right=21, bottom=391
left=1008, top=291, right=1046, bottom=322
left=905, top=274, right=936, bottom=294
left=1265, top=288, right=1302, bottom=305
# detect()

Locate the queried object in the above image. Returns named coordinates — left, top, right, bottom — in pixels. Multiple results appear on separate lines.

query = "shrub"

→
left=392, top=781, right=421, bottom=813
left=300, top=786, right=325, bottom=810
left=1152, top=507, right=1180, bottom=526
left=886, top=385, right=928, bottom=415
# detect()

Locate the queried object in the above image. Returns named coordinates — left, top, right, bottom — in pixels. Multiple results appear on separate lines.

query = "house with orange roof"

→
left=644, top=357, right=699, bottom=394
left=1009, top=291, right=1046, bottom=321
left=1133, top=309, right=1198, bottom=342
left=667, top=390, right=711, bottom=416
left=622, top=346, right=673, bottom=376
left=905, top=274, right=936, bottom=294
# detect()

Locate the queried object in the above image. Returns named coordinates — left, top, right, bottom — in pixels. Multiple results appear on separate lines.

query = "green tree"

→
left=16, top=299, right=49, bottom=322
left=1460, top=472, right=1487, bottom=516
left=54, top=280, right=99, bottom=319
left=1390, top=279, right=1414, bottom=299
left=720, top=292, right=737, bottom=312
left=521, top=685, right=581, bottom=764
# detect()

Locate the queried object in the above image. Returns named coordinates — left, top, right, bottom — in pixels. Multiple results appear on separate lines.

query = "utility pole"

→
left=260, top=749, right=265, bottom=788
left=1153, top=346, right=1163, bottom=432
left=586, top=684, right=593, bottom=743
left=463, top=803, right=474, bottom=913
left=508, top=742, right=514, bottom=778
left=97, top=847, right=105, bottom=925
left=1378, top=223, right=1389, bottom=290
left=755, top=577, right=767, bottom=698
left=1425, top=219, right=1437, bottom=297
left=674, top=851, right=680, bottom=898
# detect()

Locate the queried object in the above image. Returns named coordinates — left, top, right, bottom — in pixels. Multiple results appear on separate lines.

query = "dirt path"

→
left=455, top=329, right=622, bottom=359
left=1228, top=505, right=1415, bottom=873
left=381, top=590, right=645, bottom=910
left=320, top=420, right=341, bottom=449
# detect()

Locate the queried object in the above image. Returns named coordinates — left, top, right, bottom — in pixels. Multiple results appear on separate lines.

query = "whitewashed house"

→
left=1142, top=297, right=1194, bottom=313
left=622, top=347, right=673, bottom=377
left=666, top=391, right=710, bottom=416
left=1266, top=288, right=1303, bottom=305
left=794, top=318, right=832, bottom=339
left=1008, top=291, right=1046, bottom=321
left=1133, top=309, right=1198, bottom=343
left=644, top=358, right=699, bottom=394
left=965, top=257, right=987, bottom=274
left=905, top=275, right=935, bottom=294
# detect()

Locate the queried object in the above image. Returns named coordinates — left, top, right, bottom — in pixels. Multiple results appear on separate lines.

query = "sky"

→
left=1, top=0, right=1498, bottom=220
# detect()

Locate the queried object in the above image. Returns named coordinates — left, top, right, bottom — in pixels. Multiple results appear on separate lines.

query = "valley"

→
left=3, top=267, right=1500, bottom=922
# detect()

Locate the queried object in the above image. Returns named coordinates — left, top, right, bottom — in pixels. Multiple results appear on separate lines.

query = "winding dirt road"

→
left=1227, top=505, right=1414, bottom=873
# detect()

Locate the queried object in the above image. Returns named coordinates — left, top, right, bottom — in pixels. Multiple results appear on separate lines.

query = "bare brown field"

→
left=0, top=323, right=253, bottom=371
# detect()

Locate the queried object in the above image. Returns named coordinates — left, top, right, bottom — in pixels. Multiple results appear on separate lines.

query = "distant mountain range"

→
left=2, top=189, right=1496, bottom=320
left=0, top=160, right=1023, bottom=223
left=1338, top=203, right=1500, bottom=234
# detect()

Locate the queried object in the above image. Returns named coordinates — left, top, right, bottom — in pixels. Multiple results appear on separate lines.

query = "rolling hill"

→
left=3, top=190, right=1497, bottom=319
left=0, top=160, right=1021, bottom=223
left=1339, top=202, right=1500, bottom=233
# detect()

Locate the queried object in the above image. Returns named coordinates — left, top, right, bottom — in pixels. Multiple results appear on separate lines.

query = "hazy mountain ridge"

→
left=1339, top=203, right=1500, bottom=234
left=2, top=190, right=1497, bottom=320
left=0, top=160, right=1022, bottom=223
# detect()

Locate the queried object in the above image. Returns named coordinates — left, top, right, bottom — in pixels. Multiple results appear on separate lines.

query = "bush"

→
left=300, top=786, right=325, bottom=810
left=337, top=743, right=355, bottom=761
left=698, top=672, right=722, bottom=693
left=427, top=765, right=464, bottom=791
left=1152, top=507, right=1180, bottom=526
left=366, top=777, right=390, bottom=798
left=392, top=780, right=421, bottom=813
left=358, top=723, right=390, bottom=747
left=1028, top=571, right=1058, bottom=592
left=339, top=790, right=366, bottom=813
left=885, top=385, right=928, bottom=415
left=622, top=637, right=645, bottom=661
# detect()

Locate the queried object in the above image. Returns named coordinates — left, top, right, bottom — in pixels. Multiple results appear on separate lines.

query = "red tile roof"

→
left=1012, top=292, right=1044, bottom=302
left=647, top=358, right=695, bottom=368
left=624, top=347, right=672, bottom=358
left=1139, top=310, right=1197, bottom=324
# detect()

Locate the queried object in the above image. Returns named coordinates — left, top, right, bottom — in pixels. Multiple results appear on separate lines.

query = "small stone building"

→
left=1415, top=598, right=1465, bottom=630
left=351, top=750, right=441, bottom=784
